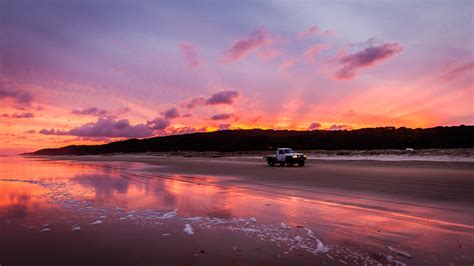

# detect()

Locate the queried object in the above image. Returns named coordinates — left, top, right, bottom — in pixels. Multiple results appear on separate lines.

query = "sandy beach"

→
left=48, top=155, right=474, bottom=205
left=1, top=155, right=473, bottom=265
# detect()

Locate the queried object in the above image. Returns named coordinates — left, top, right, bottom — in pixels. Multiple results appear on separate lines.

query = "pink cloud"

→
left=322, top=29, right=336, bottom=36
left=251, top=116, right=262, bottom=123
left=223, top=28, right=272, bottom=63
left=179, top=42, right=200, bottom=69
left=298, top=26, right=335, bottom=39
left=298, top=26, right=319, bottom=39
left=334, top=42, right=403, bottom=80
left=303, top=43, right=329, bottom=63
left=278, top=59, right=295, bottom=73
left=258, top=49, right=280, bottom=60
left=443, top=62, right=474, bottom=80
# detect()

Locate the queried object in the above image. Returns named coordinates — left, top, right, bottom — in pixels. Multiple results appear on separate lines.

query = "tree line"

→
left=28, top=125, right=474, bottom=155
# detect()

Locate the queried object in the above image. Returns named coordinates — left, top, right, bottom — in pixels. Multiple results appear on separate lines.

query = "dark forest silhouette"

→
left=27, top=125, right=473, bottom=155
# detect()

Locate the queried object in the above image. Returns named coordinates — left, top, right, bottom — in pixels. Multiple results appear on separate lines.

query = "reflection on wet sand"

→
left=0, top=157, right=472, bottom=265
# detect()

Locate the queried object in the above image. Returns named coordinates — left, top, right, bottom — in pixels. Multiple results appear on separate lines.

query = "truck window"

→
left=284, top=149, right=294, bottom=153
left=279, top=150, right=284, bottom=154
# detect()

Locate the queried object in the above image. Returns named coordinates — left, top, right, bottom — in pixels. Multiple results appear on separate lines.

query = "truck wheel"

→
left=279, top=162, right=285, bottom=166
left=298, top=161, right=305, bottom=166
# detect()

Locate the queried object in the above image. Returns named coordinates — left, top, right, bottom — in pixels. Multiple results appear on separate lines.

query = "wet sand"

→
left=48, top=155, right=474, bottom=205
left=1, top=156, right=473, bottom=265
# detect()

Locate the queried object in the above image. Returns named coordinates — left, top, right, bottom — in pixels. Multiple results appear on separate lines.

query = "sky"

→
left=0, top=0, right=473, bottom=154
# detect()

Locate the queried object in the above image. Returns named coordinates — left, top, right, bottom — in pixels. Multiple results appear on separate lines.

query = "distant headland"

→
left=25, top=125, right=474, bottom=156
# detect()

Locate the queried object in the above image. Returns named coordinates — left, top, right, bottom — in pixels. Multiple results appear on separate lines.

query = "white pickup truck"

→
left=264, top=148, right=307, bottom=167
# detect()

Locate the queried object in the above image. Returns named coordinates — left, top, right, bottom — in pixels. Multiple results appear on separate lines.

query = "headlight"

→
left=292, top=155, right=298, bottom=158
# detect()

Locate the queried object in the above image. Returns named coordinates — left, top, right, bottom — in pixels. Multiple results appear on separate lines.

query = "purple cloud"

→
left=185, top=97, right=206, bottom=109
left=146, top=117, right=170, bottom=130
left=184, top=90, right=240, bottom=109
left=0, top=87, right=33, bottom=105
left=308, top=122, right=321, bottom=130
left=39, top=129, right=66, bottom=135
left=1, top=112, right=35, bottom=118
left=69, top=118, right=154, bottom=138
left=335, top=41, right=403, bottom=80
left=218, top=124, right=231, bottom=130
left=71, top=107, right=108, bottom=116
left=206, top=90, right=239, bottom=105
left=179, top=42, right=200, bottom=69
left=328, top=124, right=352, bottom=131
left=223, top=28, right=272, bottom=63
left=210, top=113, right=233, bottom=120
left=168, top=126, right=207, bottom=135
left=162, top=107, right=180, bottom=119
left=40, top=117, right=155, bottom=138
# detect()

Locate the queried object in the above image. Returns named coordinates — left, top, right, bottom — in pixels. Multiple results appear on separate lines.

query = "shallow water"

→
left=0, top=157, right=472, bottom=265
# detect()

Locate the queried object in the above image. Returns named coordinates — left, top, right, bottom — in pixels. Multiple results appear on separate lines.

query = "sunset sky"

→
left=1, top=0, right=473, bottom=155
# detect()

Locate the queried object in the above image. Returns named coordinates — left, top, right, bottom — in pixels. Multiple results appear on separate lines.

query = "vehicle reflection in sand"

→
left=0, top=157, right=472, bottom=265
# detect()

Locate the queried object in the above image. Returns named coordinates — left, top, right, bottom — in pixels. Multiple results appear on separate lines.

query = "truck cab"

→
left=265, top=148, right=307, bottom=167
